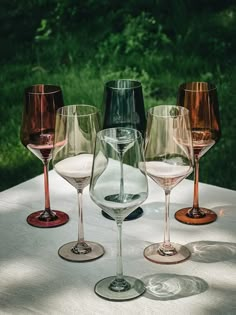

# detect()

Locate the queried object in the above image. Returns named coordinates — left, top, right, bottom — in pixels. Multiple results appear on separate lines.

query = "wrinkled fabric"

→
left=0, top=171, right=236, bottom=315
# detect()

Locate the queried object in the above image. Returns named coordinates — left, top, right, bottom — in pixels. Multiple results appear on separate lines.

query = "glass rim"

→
left=97, top=127, right=143, bottom=141
left=56, top=104, right=99, bottom=117
left=25, top=84, right=62, bottom=95
left=105, top=79, right=142, bottom=90
left=148, top=105, right=190, bottom=118
left=179, top=82, right=217, bottom=92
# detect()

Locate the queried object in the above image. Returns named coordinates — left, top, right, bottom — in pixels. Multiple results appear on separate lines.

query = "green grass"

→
left=0, top=5, right=235, bottom=191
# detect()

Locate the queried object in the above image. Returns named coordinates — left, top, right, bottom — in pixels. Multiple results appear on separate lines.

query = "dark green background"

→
left=0, top=0, right=235, bottom=191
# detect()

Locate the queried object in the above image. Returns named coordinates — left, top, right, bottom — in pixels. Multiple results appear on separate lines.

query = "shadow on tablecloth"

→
left=186, top=240, right=236, bottom=263
left=141, top=273, right=208, bottom=300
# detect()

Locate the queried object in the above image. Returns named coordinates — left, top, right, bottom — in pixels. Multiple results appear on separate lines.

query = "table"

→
left=0, top=170, right=236, bottom=315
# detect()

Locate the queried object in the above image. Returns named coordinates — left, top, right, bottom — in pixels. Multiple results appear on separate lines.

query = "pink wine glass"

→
left=20, top=84, right=69, bottom=228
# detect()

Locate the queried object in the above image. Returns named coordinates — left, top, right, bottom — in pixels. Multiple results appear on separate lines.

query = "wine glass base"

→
left=58, top=241, right=105, bottom=262
left=27, top=210, right=69, bottom=228
left=144, top=242, right=191, bottom=265
left=101, top=207, right=143, bottom=221
left=175, top=207, right=217, bottom=225
left=94, top=276, right=145, bottom=301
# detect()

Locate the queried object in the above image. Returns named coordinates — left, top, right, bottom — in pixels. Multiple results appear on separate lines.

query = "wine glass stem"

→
left=77, top=189, right=85, bottom=242
left=193, top=155, right=200, bottom=210
left=43, top=161, right=51, bottom=211
left=109, top=221, right=129, bottom=292
left=71, top=189, right=91, bottom=255
left=119, top=152, right=124, bottom=201
left=116, top=221, right=124, bottom=279
left=163, top=190, right=171, bottom=245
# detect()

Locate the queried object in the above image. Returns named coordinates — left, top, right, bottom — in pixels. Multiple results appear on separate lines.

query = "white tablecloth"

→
left=0, top=170, right=236, bottom=315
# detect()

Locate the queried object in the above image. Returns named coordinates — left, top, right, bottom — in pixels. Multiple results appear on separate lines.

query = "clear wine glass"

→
left=90, top=127, right=148, bottom=301
left=52, top=104, right=105, bottom=262
left=144, top=105, right=194, bottom=264
left=175, top=82, right=221, bottom=225
left=20, top=84, right=69, bottom=228
left=101, top=79, right=146, bottom=221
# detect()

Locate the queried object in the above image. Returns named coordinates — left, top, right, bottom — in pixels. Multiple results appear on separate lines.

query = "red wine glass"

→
left=20, top=84, right=69, bottom=228
left=175, top=82, right=221, bottom=225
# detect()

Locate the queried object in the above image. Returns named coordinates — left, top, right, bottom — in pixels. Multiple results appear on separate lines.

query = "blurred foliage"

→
left=0, top=0, right=235, bottom=191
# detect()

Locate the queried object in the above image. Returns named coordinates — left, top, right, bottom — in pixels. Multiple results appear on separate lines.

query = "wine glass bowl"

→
left=174, top=82, right=221, bottom=225
left=52, top=104, right=104, bottom=262
left=90, top=127, right=148, bottom=301
left=103, top=79, right=146, bottom=133
left=20, top=84, right=69, bottom=228
left=101, top=79, right=146, bottom=221
left=144, top=105, right=194, bottom=264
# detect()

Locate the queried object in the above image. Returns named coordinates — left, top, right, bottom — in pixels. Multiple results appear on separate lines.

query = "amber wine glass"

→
left=144, top=105, right=194, bottom=264
left=175, top=82, right=221, bottom=225
left=20, top=84, right=69, bottom=228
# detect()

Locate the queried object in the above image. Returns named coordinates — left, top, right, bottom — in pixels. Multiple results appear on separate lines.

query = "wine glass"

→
left=90, top=127, right=148, bottom=301
left=144, top=105, right=194, bottom=264
left=52, top=104, right=105, bottom=262
left=101, top=79, right=147, bottom=221
left=175, top=82, right=221, bottom=225
left=20, top=84, right=69, bottom=228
